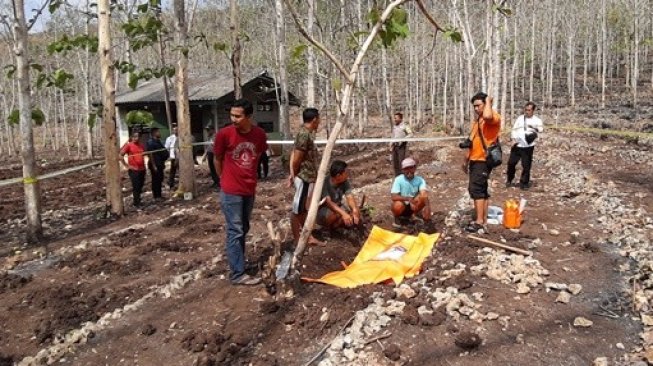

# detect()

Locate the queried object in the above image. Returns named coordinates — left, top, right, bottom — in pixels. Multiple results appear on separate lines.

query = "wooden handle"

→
left=467, top=234, right=532, bottom=256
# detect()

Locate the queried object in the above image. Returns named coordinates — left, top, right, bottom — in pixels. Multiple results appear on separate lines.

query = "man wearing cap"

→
left=390, top=157, right=432, bottom=228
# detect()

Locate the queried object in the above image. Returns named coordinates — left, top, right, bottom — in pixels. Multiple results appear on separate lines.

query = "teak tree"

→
left=283, top=0, right=447, bottom=273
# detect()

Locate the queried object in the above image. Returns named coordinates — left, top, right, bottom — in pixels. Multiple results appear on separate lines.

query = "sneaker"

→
left=231, top=274, right=261, bottom=286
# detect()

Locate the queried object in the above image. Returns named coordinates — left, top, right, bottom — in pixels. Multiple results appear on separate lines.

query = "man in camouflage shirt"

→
left=288, top=108, right=324, bottom=245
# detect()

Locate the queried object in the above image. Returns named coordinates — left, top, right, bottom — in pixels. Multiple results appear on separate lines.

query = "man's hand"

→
left=287, top=175, right=294, bottom=188
left=461, top=160, right=469, bottom=174
left=352, top=209, right=361, bottom=225
left=341, top=212, right=353, bottom=226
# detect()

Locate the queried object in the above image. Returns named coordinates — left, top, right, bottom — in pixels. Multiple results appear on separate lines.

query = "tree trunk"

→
left=601, top=0, right=607, bottom=108
left=98, top=0, right=124, bottom=216
left=306, top=0, right=316, bottom=107
left=230, top=0, right=242, bottom=99
left=174, top=0, right=196, bottom=197
left=274, top=0, right=290, bottom=139
left=11, top=0, right=42, bottom=242
left=529, top=0, right=535, bottom=100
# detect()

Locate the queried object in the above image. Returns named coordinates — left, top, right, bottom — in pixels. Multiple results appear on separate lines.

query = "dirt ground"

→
left=0, top=105, right=652, bottom=366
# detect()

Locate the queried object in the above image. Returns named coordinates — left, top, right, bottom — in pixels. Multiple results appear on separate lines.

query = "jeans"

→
left=220, top=191, right=255, bottom=281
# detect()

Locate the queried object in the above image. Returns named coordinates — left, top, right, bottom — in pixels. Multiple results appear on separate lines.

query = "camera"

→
left=458, top=138, right=472, bottom=149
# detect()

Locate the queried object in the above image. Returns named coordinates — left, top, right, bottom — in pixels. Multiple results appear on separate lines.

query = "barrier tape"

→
left=1, top=136, right=465, bottom=188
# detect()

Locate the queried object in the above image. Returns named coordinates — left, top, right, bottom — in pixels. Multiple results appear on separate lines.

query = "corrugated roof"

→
left=114, top=71, right=275, bottom=105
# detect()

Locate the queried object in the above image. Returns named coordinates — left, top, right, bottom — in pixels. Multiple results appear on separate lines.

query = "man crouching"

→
left=317, top=160, right=361, bottom=229
left=391, top=157, right=432, bottom=228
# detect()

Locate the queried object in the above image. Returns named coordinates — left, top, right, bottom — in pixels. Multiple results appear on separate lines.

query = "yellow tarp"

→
left=303, top=225, right=439, bottom=288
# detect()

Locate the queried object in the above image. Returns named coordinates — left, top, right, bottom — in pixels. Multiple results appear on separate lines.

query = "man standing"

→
left=391, top=112, right=413, bottom=176
left=317, top=160, right=361, bottom=229
left=214, top=99, right=267, bottom=286
left=203, top=126, right=220, bottom=189
left=461, top=92, right=501, bottom=233
left=390, top=157, right=431, bottom=228
left=146, top=128, right=169, bottom=200
left=119, top=131, right=146, bottom=207
left=506, top=101, right=543, bottom=190
left=288, top=108, right=323, bottom=246
left=164, top=126, right=179, bottom=190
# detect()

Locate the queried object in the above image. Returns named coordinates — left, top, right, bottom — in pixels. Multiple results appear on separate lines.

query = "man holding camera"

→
left=506, top=101, right=543, bottom=190
left=461, top=92, right=502, bottom=234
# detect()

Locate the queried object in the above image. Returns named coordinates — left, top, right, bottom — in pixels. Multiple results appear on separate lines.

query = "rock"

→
left=592, top=357, right=608, bottom=366
left=516, top=283, right=531, bottom=294
left=549, top=229, right=560, bottom=236
left=515, top=333, right=525, bottom=344
left=384, top=300, right=406, bottom=316
left=393, top=284, right=417, bottom=299
left=545, top=282, right=568, bottom=291
left=568, top=284, right=582, bottom=295
left=420, top=311, right=445, bottom=327
left=616, top=342, right=624, bottom=350
left=417, top=305, right=433, bottom=316
left=383, top=344, right=402, bottom=361
left=454, top=331, right=482, bottom=350
left=555, top=291, right=571, bottom=304
left=573, top=317, right=593, bottom=328
left=645, top=349, right=653, bottom=364
left=642, top=314, right=653, bottom=326
left=343, top=348, right=357, bottom=361
left=486, top=312, right=500, bottom=320
left=320, top=312, right=329, bottom=322
left=141, top=324, right=157, bottom=336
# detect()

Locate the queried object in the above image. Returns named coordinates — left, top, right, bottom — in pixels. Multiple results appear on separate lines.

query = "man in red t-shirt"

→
left=119, top=131, right=146, bottom=207
left=214, top=99, right=267, bottom=286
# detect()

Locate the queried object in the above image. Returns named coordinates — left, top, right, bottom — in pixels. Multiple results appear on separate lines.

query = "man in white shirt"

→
left=390, top=112, right=413, bottom=177
left=506, top=102, right=543, bottom=190
left=164, top=126, right=179, bottom=189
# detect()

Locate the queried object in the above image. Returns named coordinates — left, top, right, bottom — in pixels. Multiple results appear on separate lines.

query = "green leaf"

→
left=213, top=42, right=227, bottom=52
left=291, top=44, right=307, bottom=59
left=31, top=108, right=45, bottom=126
left=4, top=64, right=16, bottom=79
left=137, top=3, right=149, bottom=13
left=35, top=73, right=48, bottom=89
left=128, top=72, right=140, bottom=90
left=48, top=0, right=63, bottom=13
left=444, top=27, right=463, bottom=43
left=125, top=110, right=155, bottom=126
left=7, top=110, right=19, bottom=125
left=87, top=112, right=97, bottom=128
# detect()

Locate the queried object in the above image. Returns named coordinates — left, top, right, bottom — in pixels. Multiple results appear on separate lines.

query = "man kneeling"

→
left=317, top=160, right=361, bottom=229
left=391, top=157, right=432, bottom=228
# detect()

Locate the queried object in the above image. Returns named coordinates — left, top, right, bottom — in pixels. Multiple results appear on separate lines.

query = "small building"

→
left=113, top=70, right=300, bottom=152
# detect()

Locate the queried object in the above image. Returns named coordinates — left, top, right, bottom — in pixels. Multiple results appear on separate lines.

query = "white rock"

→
left=384, top=300, right=406, bottom=316
left=545, top=282, right=568, bottom=291
left=568, top=284, right=582, bottom=295
left=486, top=312, right=500, bottom=320
left=320, top=312, right=330, bottom=322
left=516, top=283, right=531, bottom=294
left=592, top=357, right=608, bottom=366
left=556, top=291, right=571, bottom=304
left=641, top=314, right=653, bottom=326
left=549, top=229, right=560, bottom=236
left=393, top=284, right=417, bottom=299
left=616, top=342, right=625, bottom=350
left=417, top=305, right=433, bottom=316
left=573, top=317, right=593, bottom=327
left=343, top=348, right=357, bottom=361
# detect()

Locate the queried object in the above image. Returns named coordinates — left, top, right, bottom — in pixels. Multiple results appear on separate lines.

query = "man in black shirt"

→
left=147, top=128, right=169, bottom=200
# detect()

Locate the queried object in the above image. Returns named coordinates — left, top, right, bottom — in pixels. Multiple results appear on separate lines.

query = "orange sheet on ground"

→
left=303, top=225, right=439, bottom=288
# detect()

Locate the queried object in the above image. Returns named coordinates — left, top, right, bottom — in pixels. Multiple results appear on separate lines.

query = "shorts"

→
left=292, top=177, right=314, bottom=214
left=468, top=161, right=492, bottom=200
left=399, top=201, right=414, bottom=217
left=316, top=206, right=330, bottom=226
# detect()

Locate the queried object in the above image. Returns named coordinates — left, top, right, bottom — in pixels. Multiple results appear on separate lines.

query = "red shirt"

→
left=120, top=141, right=146, bottom=171
left=214, top=125, right=268, bottom=196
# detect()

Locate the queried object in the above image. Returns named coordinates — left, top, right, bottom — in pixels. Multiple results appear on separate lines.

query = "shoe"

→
left=231, top=274, right=261, bottom=286
left=464, top=222, right=483, bottom=233
left=412, top=216, right=425, bottom=224
left=520, top=183, right=530, bottom=190
left=505, top=181, right=512, bottom=188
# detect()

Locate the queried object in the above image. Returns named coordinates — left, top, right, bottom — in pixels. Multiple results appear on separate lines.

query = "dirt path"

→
left=0, top=129, right=651, bottom=366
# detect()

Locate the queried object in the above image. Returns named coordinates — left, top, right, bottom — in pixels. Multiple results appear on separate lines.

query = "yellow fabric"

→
left=304, top=225, right=439, bottom=288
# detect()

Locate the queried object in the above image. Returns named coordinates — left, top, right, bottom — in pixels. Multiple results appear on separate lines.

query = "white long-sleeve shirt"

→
left=511, top=115, right=543, bottom=148
left=164, top=134, right=178, bottom=159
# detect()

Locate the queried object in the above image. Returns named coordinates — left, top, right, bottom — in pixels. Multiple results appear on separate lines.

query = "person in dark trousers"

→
left=258, top=147, right=271, bottom=179
left=146, top=128, right=169, bottom=199
left=119, top=131, right=146, bottom=207
left=391, top=112, right=413, bottom=176
left=506, top=101, right=544, bottom=190
left=214, top=98, right=268, bottom=286
left=203, top=126, right=220, bottom=189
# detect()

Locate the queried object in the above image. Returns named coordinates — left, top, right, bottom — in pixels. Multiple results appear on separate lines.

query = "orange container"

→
left=503, top=199, right=522, bottom=229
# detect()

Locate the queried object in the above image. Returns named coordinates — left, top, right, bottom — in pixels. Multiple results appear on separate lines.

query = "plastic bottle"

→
left=503, top=199, right=521, bottom=229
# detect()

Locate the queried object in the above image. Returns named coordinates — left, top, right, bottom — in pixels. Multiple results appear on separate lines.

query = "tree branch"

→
left=26, top=0, right=49, bottom=32
left=282, top=0, right=351, bottom=81
left=414, top=0, right=445, bottom=34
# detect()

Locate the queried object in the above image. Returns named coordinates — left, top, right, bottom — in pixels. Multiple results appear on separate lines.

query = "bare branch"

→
left=26, top=0, right=49, bottom=31
left=282, top=0, right=351, bottom=81
left=414, top=0, right=445, bottom=34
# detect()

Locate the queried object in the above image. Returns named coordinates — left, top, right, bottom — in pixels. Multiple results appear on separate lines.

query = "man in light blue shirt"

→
left=391, top=157, right=432, bottom=228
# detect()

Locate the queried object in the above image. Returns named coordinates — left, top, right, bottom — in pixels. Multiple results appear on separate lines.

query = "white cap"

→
left=401, top=157, right=416, bottom=169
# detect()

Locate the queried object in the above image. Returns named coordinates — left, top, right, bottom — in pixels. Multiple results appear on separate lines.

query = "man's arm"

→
left=345, top=194, right=361, bottom=224
left=118, top=145, right=129, bottom=170
left=213, top=153, right=223, bottom=176
left=391, top=193, right=410, bottom=202
left=482, top=96, right=495, bottom=121
left=289, top=149, right=305, bottom=179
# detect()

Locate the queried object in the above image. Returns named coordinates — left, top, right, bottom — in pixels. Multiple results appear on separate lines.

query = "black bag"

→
left=525, top=131, right=538, bottom=144
left=477, top=122, right=502, bottom=168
